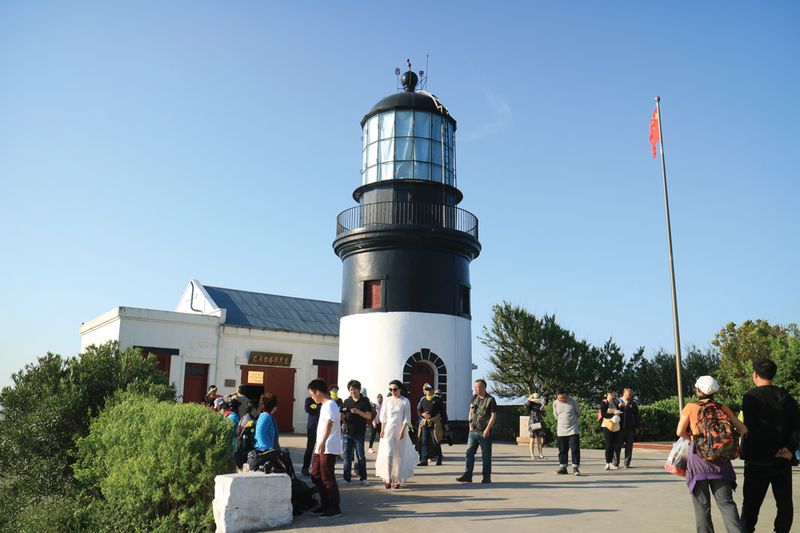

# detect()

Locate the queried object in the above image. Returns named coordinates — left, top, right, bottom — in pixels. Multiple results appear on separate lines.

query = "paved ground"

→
left=271, top=434, right=798, bottom=532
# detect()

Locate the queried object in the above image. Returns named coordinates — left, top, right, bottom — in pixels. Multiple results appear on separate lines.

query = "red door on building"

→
left=409, top=361, right=435, bottom=420
left=183, top=363, right=209, bottom=404
left=315, top=361, right=339, bottom=390
left=241, top=366, right=296, bottom=433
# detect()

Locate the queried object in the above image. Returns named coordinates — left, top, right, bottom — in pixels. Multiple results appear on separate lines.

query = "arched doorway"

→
left=402, top=348, right=447, bottom=420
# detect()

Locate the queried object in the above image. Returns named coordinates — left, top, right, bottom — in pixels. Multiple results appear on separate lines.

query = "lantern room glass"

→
left=361, top=109, right=455, bottom=186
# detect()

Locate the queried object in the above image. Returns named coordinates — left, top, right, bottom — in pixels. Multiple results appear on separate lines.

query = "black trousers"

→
left=302, top=426, right=316, bottom=470
left=602, top=428, right=623, bottom=464
left=557, top=434, right=580, bottom=466
left=619, top=430, right=636, bottom=466
left=741, top=463, right=793, bottom=533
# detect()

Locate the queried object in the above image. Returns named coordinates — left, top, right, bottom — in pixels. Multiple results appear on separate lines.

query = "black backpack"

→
left=236, top=419, right=256, bottom=453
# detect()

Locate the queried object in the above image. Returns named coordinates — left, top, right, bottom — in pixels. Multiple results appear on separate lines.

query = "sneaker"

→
left=456, top=475, right=473, bottom=483
left=416, top=461, right=427, bottom=467
left=342, top=478, right=352, bottom=483
left=360, top=479, right=368, bottom=486
left=572, top=466, right=581, bottom=476
left=320, top=509, right=342, bottom=518
left=556, top=466, right=568, bottom=475
left=368, top=448, right=375, bottom=454
left=604, top=463, right=610, bottom=471
left=481, top=477, right=491, bottom=484
left=609, top=464, right=619, bottom=470
left=539, top=454, right=545, bottom=459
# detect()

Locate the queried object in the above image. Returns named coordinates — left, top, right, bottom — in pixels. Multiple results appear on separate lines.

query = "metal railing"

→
left=336, top=201, right=479, bottom=239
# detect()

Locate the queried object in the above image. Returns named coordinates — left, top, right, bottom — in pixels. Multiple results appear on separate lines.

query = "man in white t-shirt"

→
left=308, top=378, right=342, bottom=518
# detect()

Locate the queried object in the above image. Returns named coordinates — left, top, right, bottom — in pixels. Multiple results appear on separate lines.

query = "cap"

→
left=423, top=383, right=433, bottom=390
left=695, top=376, right=720, bottom=395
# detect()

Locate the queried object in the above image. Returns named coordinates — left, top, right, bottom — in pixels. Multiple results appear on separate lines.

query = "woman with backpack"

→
left=676, top=376, right=748, bottom=533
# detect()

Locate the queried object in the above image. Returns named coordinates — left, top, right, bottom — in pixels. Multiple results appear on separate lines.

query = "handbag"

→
left=531, top=422, right=543, bottom=430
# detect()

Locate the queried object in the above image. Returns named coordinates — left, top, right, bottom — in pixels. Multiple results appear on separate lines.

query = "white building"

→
left=79, top=280, right=340, bottom=432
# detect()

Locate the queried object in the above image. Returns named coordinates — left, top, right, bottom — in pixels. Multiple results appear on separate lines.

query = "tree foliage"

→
left=621, top=346, right=719, bottom=404
left=714, top=320, right=800, bottom=399
left=481, top=302, right=627, bottom=400
left=0, top=342, right=175, bottom=532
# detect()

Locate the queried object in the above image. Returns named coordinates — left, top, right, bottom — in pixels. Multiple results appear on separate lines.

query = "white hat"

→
left=695, top=376, right=720, bottom=395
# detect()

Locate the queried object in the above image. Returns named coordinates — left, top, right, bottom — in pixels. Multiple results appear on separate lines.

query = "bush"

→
left=639, top=396, right=683, bottom=441
left=74, top=395, right=233, bottom=532
left=0, top=342, right=175, bottom=532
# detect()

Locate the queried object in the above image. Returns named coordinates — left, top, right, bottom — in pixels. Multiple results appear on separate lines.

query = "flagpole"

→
left=655, top=96, right=685, bottom=411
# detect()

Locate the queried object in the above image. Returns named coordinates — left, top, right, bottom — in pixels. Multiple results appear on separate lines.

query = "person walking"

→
left=307, top=379, right=342, bottom=518
left=600, top=389, right=623, bottom=471
left=301, top=394, right=321, bottom=476
left=341, top=379, right=372, bottom=485
left=416, top=383, right=444, bottom=467
left=617, top=387, right=640, bottom=468
left=375, top=380, right=417, bottom=489
left=552, top=389, right=581, bottom=475
left=368, top=393, right=383, bottom=454
left=740, top=358, right=799, bottom=533
left=676, top=376, right=748, bottom=533
left=456, top=379, right=498, bottom=484
left=526, top=393, right=546, bottom=459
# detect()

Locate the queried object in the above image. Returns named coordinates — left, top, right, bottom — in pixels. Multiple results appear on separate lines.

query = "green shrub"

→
left=639, top=396, right=683, bottom=441
left=74, top=395, right=233, bottom=532
left=576, top=400, right=604, bottom=449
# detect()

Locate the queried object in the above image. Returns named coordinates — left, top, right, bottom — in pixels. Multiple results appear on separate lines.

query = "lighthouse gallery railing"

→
left=336, top=201, right=478, bottom=239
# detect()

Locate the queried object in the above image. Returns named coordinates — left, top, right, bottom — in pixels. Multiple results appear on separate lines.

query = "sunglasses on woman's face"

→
left=389, top=388, right=399, bottom=392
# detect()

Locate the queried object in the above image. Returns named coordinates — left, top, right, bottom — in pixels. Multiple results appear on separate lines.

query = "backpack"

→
left=236, top=419, right=256, bottom=453
left=694, top=400, right=739, bottom=462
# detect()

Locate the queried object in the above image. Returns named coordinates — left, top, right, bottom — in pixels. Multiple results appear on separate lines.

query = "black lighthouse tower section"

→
left=333, top=71, right=481, bottom=319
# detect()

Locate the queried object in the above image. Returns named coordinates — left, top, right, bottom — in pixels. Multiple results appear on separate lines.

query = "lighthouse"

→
left=333, top=69, right=481, bottom=423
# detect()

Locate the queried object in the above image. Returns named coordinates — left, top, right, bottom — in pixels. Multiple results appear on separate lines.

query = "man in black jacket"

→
left=616, top=387, right=640, bottom=468
left=740, top=358, right=800, bottom=533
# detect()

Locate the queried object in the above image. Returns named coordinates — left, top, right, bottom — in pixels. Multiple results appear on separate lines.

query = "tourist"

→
left=618, top=387, right=640, bottom=468
left=368, top=393, right=383, bottom=454
left=600, top=389, right=623, bottom=470
left=254, top=393, right=278, bottom=452
left=341, top=379, right=372, bottom=485
left=224, top=398, right=241, bottom=457
left=204, top=385, right=222, bottom=408
left=552, top=389, right=581, bottom=475
left=375, top=380, right=417, bottom=489
left=226, top=385, right=253, bottom=419
left=235, top=399, right=260, bottom=470
left=417, top=383, right=444, bottom=467
left=456, top=378, right=498, bottom=483
left=433, top=389, right=450, bottom=463
left=740, top=358, right=799, bottom=533
left=526, top=393, right=546, bottom=459
left=676, top=376, right=747, bottom=533
left=308, top=379, right=342, bottom=518
left=301, top=394, right=321, bottom=476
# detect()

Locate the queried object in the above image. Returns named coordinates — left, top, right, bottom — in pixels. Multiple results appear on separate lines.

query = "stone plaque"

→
left=247, top=371, right=264, bottom=384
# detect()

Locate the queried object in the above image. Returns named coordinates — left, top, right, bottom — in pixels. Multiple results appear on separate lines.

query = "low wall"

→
left=213, top=472, right=292, bottom=533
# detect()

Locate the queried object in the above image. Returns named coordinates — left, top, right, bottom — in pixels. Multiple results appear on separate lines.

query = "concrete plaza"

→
left=272, top=434, right=798, bottom=532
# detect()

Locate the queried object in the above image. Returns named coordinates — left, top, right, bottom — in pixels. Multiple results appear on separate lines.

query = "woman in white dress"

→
left=375, top=380, right=417, bottom=489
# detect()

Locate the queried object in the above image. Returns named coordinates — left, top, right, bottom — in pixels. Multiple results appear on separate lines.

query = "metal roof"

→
left=203, top=286, right=341, bottom=337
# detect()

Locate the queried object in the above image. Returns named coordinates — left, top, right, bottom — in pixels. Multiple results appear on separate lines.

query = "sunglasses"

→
left=388, top=387, right=399, bottom=392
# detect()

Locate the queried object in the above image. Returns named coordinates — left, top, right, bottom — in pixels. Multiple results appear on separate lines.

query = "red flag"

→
left=649, top=108, right=660, bottom=158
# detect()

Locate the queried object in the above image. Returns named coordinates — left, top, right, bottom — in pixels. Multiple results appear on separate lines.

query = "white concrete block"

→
left=213, top=472, right=292, bottom=533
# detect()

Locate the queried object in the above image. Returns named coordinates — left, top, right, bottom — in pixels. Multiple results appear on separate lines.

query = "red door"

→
left=183, top=363, right=208, bottom=404
left=241, top=366, right=296, bottom=433
left=409, top=361, right=434, bottom=420
left=317, top=363, right=339, bottom=390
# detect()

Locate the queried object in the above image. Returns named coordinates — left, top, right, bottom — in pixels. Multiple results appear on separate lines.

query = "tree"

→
left=481, top=302, right=625, bottom=401
left=0, top=342, right=175, bottom=531
left=713, top=320, right=800, bottom=400
left=620, top=346, right=719, bottom=404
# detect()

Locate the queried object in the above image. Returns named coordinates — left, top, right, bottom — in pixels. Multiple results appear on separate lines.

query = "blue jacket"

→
left=255, top=412, right=277, bottom=451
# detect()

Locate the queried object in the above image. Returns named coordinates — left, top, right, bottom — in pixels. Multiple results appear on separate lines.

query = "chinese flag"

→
left=649, top=108, right=660, bottom=158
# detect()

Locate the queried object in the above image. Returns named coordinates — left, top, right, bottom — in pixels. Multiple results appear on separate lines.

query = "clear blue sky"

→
left=1, top=2, right=798, bottom=388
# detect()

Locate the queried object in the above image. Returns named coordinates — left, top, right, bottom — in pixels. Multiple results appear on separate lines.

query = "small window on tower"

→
left=459, top=285, right=471, bottom=315
left=364, top=280, right=382, bottom=309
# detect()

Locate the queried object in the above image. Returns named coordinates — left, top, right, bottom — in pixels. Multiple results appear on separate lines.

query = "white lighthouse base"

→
left=338, top=311, right=472, bottom=421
